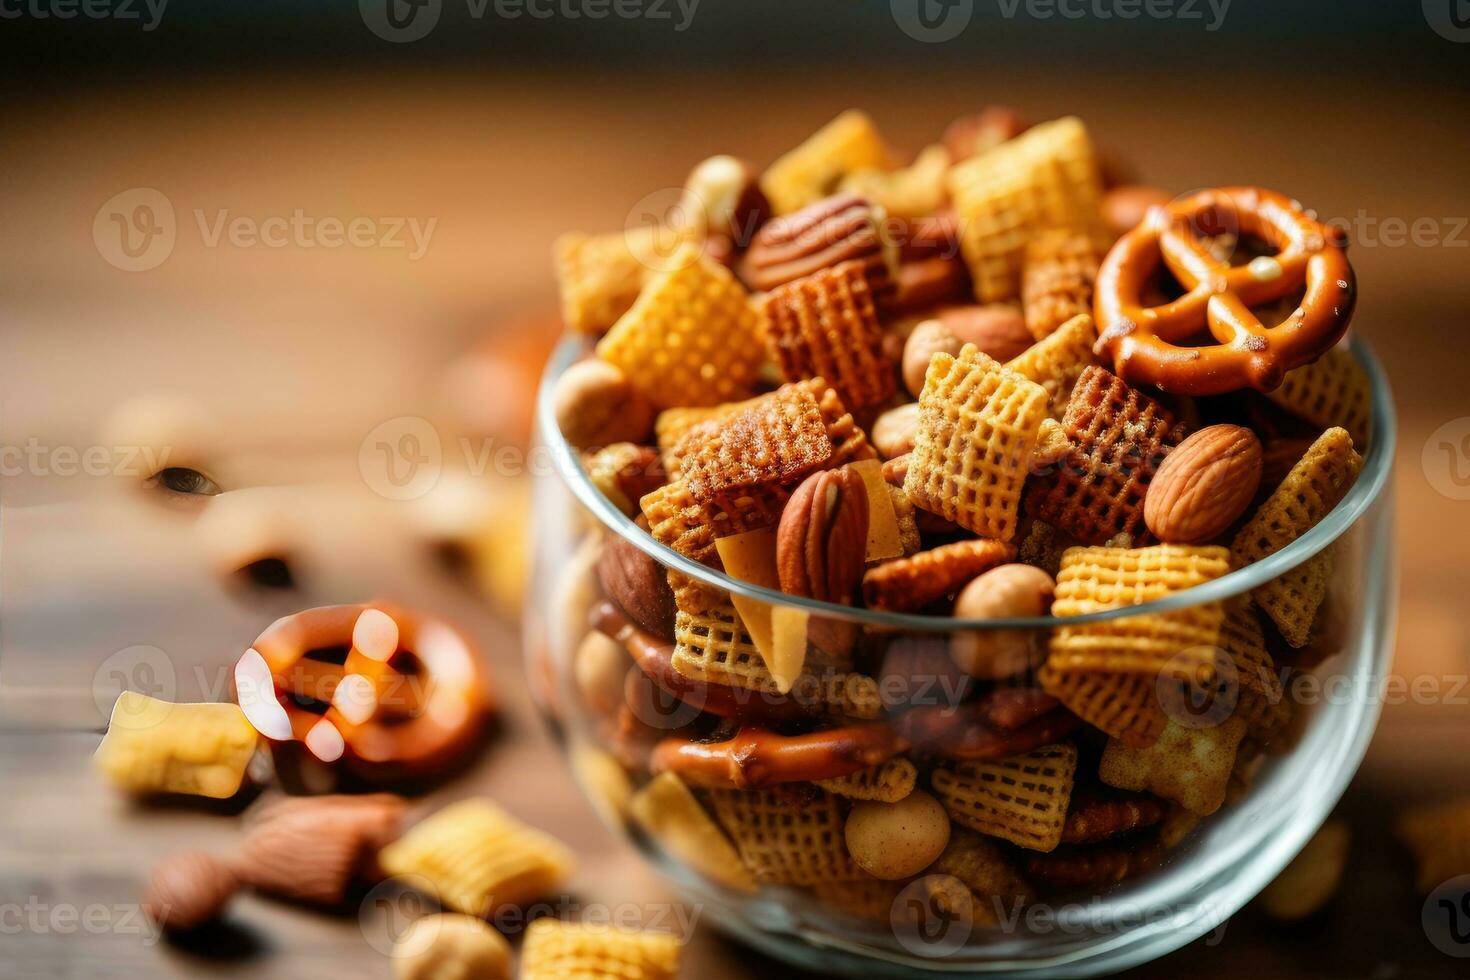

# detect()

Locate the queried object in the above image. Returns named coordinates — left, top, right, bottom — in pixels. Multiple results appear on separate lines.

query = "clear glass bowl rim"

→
left=536, top=335, right=1396, bottom=632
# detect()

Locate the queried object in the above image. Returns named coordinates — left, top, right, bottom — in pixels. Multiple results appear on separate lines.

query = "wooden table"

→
left=1, top=68, right=1467, bottom=978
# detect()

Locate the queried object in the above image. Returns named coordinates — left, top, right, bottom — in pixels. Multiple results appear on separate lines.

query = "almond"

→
left=596, top=527, right=677, bottom=641
left=1144, top=424, right=1262, bottom=543
left=937, top=304, right=1032, bottom=362
left=776, top=467, right=869, bottom=604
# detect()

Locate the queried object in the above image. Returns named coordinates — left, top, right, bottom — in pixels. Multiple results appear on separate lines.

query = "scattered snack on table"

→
left=1397, top=798, right=1470, bottom=894
left=237, top=793, right=404, bottom=906
left=141, top=851, right=242, bottom=931
left=520, top=918, right=683, bottom=980
left=391, top=913, right=512, bottom=980
left=544, top=108, right=1373, bottom=939
left=95, top=693, right=259, bottom=800
left=379, top=799, right=575, bottom=917
left=1258, top=818, right=1349, bottom=921
left=233, top=603, right=490, bottom=784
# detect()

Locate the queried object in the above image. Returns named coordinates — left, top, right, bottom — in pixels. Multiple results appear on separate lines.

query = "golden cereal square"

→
left=1264, top=347, right=1371, bottom=448
left=94, top=693, right=258, bottom=799
left=1046, top=544, right=1232, bottom=680
left=553, top=229, right=651, bottom=335
left=520, top=919, right=682, bottom=980
left=903, top=345, right=1048, bottom=541
left=948, top=117, right=1106, bottom=303
left=378, top=799, right=574, bottom=916
left=761, top=110, right=892, bottom=215
left=1232, top=427, right=1362, bottom=646
left=1021, top=230, right=1101, bottom=340
left=815, top=757, right=918, bottom=803
left=932, top=744, right=1078, bottom=852
left=596, top=247, right=766, bottom=409
left=1004, top=313, right=1100, bottom=420
left=709, top=787, right=865, bottom=886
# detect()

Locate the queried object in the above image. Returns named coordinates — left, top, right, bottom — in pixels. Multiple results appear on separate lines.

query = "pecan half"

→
left=1061, top=792, right=1169, bottom=844
left=776, top=467, right=869, bottom=604
left=741, top=193, right=894, bottom=295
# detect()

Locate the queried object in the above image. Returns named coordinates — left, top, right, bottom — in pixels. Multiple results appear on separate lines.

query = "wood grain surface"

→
left=1, top=69, right=1467, bottom=978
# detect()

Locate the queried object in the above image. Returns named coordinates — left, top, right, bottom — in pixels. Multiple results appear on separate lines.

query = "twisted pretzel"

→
left=650, top=724, right=907, bottom=790
left=1094, top=186, right=1354, bottom=395
left=234, top=603, right=489, bottom=782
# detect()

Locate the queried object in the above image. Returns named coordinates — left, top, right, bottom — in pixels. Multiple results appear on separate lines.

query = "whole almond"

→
left=596, top=528, right=677, bottom=641
left=937, top=305, right=1033, bottom=362
left=141, top=851, right=241, bottom=930
left=777, top=467, right=869, bottom=604
left=238, top=794, right=405, bottom=906
left=872, top=402, right=920, bottom=460
left=1144, top=424, right=1262, bottom=543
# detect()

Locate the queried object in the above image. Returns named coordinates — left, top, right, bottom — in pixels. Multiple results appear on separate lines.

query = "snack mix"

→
left=551, top=108, right=1375, bottom=933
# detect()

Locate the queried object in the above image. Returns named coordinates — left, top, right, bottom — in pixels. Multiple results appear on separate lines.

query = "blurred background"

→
left=1, top=1, right=1467, bottom=977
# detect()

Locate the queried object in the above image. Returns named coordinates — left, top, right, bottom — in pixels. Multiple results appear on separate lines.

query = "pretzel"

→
left=649, top=723, right=906, bottom=789
left=234, top=603, right=488, bottom=782
left=1094, top=186, right=1355, bottom=395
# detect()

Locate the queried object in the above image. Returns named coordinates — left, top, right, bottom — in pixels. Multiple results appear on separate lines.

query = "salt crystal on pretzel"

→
left=761, top=109, right=892, bottom=216
left=1005, top=313, right=1100, bottom=420
left=1264, top=347, right=1371, bottom=448
left=1098, top=716, right=1247, bottom=816
left=903, top=345, right=1049, bottom=541
left=709, top=787, right=867, bottom=885
left=1231, top=427, right=1361, bottom=647
left=629, top=772, right=757, bottom=894
left=596, top=245, right=766, bottom=409
left=932, top=743, right=1078, bottom=852
left=762, top=259, right=895, bottom=412
left=1045, top=544, right=1232, bottom=681
left=1021, top=230, right=1101, bottom=340
left=676, top=383, right=832, bottom=506
left=862, top=538, right=1018, bottom=613
left=520, top=918, right=682, bottom=980
left=948, top=117, right=1107, bottom=303
left=1027, top=365, right=1187, bottom=546
left=378, top=799, right=574, bottom=916
left=815, top=757, right=918, bottom=803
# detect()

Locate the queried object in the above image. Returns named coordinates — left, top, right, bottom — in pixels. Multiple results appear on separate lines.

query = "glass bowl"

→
left=523, top=335, right=1396, bottom=978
